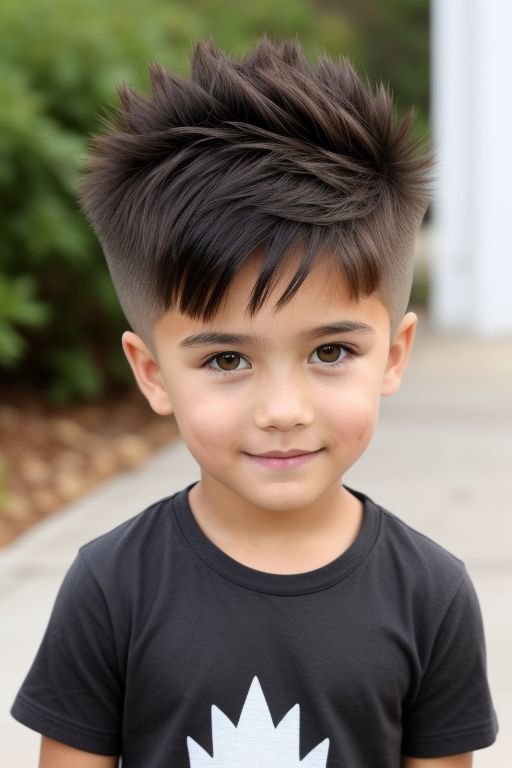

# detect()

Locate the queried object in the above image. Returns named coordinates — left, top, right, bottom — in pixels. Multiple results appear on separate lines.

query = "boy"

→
left=11, top=36, right=497, bottom=767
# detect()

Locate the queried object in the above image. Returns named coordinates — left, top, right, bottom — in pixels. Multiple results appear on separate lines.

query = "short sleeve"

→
left=10, top=552, right=123, bottom=755
left=402, top=567, right=498, bottom=758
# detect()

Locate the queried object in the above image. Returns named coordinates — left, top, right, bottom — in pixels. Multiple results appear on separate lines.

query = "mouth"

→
left=249, top=449, right=322, bottom=458
left=242, top=448, right=324, bottom=470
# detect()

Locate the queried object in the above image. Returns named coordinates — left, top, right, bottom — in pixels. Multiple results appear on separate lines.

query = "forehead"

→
left=154, top=249, right=390, bottom=344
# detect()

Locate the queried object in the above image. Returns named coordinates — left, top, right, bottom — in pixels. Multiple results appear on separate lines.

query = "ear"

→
left=380, top=312, right=417, bottom=397
left=121, top=331, right=173, bottom=415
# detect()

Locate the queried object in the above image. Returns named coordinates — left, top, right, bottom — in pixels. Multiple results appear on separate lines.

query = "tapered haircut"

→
left=78, top=35, right=434, bottom=351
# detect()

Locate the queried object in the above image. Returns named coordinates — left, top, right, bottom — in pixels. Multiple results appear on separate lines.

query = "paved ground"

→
left=1, top=309, right=510, bottom=766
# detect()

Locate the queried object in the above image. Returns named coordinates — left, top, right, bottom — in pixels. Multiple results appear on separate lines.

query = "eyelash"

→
left=201, top=343, right=360, bottom=377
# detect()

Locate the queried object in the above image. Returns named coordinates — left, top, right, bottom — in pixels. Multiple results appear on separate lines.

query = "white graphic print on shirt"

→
left=187, top=676, right=330, bottom=766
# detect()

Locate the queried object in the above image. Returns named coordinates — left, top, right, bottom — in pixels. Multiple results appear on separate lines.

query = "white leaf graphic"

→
left=187, top=676, right=329, bottom=767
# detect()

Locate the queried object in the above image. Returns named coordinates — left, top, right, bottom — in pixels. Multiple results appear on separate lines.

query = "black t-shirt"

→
left=11, top=482, right=498, bottom=766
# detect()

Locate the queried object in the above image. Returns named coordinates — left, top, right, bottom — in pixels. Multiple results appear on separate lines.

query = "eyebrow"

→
left=178, top=321, right=375, bottom=349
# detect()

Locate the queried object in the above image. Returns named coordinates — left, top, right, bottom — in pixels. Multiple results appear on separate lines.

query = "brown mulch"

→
left=0, top=387, right=181, bottom=549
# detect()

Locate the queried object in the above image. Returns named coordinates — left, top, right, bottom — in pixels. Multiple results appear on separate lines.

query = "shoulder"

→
left=359, top=494, right=491, bottom=675
left=378, top=502, right=465, bottom=573
left=359, top=490, right=470, bottom=619
left=75, top=485, right=188, bottom=588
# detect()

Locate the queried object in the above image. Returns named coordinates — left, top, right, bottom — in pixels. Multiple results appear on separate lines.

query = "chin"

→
left=236, top=483, right=329, bottom=512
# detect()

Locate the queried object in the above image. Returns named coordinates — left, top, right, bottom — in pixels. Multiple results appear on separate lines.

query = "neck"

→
left=187, top=478, right=363, bottom=554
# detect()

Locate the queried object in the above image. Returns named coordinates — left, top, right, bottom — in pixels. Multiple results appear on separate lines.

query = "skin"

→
left=38, top=249, right=472, bottom=767
left=402, top=757, right=472, bottom=768
left=124, top=250, right=414, bottom=563
left=39, top=738, right=117, bottom=767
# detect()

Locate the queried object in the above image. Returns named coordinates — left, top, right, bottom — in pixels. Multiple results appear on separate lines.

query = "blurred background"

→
left=0, top=0, right=431, bottom=543
left=0, top=2, right=510, bottom=765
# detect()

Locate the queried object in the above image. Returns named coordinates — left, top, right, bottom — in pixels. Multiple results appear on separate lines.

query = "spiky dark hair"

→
left=78, top=34, right=434, bottom=350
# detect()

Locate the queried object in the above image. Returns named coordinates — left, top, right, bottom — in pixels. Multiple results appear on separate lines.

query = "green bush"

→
left=0, top=0, right=428, bottom=405
left=0, top=274, right=50, bottom=365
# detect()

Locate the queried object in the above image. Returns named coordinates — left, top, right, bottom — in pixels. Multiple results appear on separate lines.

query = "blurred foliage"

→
left=0, top=275, right=51, bottom=365
left=409, top=272, right=429, bottom=308
left=315, top=0, right=430, bottom=111
left=0, top=0, right=430, bottom=405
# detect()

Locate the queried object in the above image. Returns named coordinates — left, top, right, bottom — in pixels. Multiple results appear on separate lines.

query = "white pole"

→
left=430, top=0, right=512, bottom=335
left=471, top=0, right=512, bottom=334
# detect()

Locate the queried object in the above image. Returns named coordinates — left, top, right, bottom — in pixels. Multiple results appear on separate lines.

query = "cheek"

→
left=329, top=388, right=380, bottom=446
left=172, top=387, right=243, bottom=451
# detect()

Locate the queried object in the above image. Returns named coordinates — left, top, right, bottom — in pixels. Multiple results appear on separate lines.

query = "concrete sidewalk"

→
left=1, top=311, right=510, bottom=766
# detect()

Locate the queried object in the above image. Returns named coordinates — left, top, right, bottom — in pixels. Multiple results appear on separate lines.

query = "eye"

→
left=205, top=352, right=250, bottom=374
left=310, top=344, right=351, bottom=365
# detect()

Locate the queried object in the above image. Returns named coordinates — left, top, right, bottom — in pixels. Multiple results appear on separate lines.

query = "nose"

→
left=253, top=369, right=314, bottom=431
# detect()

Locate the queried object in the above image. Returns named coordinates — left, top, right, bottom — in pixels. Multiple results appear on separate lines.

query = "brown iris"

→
left=215, top=353, right=242, bottom=371
left=316, top=344, right=343, bottom=363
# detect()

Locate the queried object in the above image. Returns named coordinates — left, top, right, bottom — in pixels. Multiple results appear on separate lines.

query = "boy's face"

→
left=122, top=250, right=416, bottom=517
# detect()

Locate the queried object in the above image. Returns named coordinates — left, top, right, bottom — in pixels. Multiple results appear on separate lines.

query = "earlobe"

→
left=121, top=331, right=173, bottom=416
left=381, top=312, right=417, bottom=397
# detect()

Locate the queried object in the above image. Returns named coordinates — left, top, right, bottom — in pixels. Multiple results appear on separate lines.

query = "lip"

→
left=252, top=449, right=320, bottom=458
left=243, top=449, right=324, bottom=470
